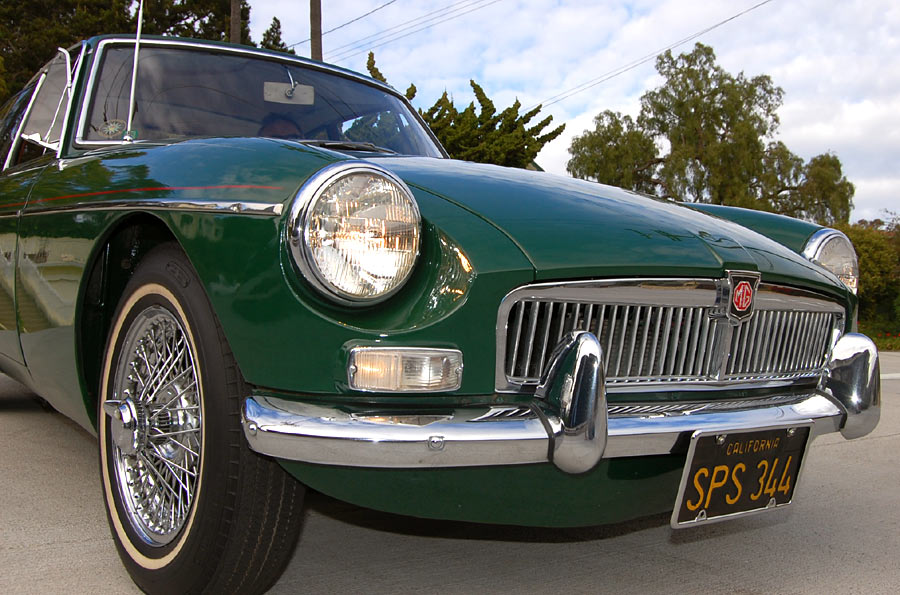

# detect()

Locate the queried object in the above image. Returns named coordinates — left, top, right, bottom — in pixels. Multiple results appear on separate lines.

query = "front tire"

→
left=99, top=244, right=304, bottom=594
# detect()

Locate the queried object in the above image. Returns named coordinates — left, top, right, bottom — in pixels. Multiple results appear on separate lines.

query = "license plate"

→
left=671, top=424, right=811, bottom=528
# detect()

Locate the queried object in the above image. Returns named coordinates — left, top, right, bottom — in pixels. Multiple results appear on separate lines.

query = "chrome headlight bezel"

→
left=287, top=162, right=421, bottom=306
left=802, top=228, right=859, bottom=294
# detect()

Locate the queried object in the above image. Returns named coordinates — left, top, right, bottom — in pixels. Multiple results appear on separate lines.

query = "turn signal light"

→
left=348, top=347, right=463, bottom=392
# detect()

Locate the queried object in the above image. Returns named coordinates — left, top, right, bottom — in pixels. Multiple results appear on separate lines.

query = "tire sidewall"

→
left=99, top=246, right=233, bottom=589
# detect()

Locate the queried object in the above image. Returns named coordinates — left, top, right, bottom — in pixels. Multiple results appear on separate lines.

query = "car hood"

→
left=373, top=157, right=843, bottom=295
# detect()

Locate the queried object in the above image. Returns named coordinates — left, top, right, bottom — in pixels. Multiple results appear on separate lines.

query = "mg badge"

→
left=714, top=271, right=761, bottom=324
left=733, top=281, right=753, bottom=312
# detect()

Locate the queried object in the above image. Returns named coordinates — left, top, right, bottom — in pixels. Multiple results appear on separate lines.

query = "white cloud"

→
left=249, top=0, right=900, bottom=222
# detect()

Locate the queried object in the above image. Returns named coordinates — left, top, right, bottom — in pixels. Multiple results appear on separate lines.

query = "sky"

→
left=247, top=0, right=898, bottom=223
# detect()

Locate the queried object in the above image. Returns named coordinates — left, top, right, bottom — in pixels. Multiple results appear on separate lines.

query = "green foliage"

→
left=367, top=52, right=564, bottom=169
left=0, top=0, right=131, bottom=105
left=139, top=0, right=253, bottom=45
left=0, top=56, right=8, bottom=103
left=839, top=214, right=900, bottom=341
left=567, top=43, right=854, bottom=225
left=366, top=53, right=388, bottom=84
left=567, top=111, right=659, bottom=192
left=260, top=16, right=294, bottom=54
left=0, top=0, right=258, bottom=106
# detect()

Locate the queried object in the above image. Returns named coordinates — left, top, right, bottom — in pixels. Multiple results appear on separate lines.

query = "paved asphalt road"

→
left=1, top=353, right=898, bottom=594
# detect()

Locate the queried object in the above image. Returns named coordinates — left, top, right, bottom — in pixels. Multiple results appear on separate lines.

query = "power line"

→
left=328, top=0, right=488, bottom=55
left=529, top=0, right=775, bottom=111
left=287, top=0, right=400, bottom=48
left=328, top=0, right=505, bottom=64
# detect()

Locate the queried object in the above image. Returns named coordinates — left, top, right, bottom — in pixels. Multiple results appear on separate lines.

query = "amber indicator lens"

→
left=673, top=425, right=810, bottom=527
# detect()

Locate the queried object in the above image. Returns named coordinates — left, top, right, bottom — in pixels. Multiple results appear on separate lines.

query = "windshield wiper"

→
left=301, top=139, right=397, bottom=154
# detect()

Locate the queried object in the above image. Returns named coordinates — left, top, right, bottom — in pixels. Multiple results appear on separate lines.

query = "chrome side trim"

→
left=21, top=198, right=283, bottom=217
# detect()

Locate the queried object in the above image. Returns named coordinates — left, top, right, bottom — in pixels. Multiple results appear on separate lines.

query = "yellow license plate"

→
left=671, top=424, right=811, bottom=528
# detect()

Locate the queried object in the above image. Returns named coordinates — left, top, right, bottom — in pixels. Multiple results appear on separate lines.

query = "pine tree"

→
left=260, top=17, right=295, bottom=55
left=367, top=53, right=564, bottom=169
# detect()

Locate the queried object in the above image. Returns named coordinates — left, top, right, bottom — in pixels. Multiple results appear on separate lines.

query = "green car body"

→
left=0, top=35, right=881, bottom=591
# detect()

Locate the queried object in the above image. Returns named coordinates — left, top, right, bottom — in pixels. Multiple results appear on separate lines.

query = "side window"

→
left=0, top=85, right=36, bottom=169
left=11, top=51, right=72, bottom=166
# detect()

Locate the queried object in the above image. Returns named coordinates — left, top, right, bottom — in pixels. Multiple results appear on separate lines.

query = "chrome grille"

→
left=497, top=278, right=843, bottom=393
left=725, top=310, right=836, bottom=380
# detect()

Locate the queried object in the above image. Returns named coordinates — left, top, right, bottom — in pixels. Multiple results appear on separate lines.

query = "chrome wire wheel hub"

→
left=105, top=305, right=202, bottom=547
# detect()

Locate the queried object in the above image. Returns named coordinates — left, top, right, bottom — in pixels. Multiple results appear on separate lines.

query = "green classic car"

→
left=0, top=36, right=880, bottom=593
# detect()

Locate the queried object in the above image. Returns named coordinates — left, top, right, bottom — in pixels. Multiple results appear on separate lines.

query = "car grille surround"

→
left=496, top=279, right=844, bottom=394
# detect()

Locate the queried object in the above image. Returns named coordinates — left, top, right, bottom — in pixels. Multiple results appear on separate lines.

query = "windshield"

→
left=82, top=43, right=442, bottom=157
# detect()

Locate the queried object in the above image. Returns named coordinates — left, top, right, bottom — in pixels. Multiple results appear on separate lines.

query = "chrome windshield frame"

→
left=72, top=37, right=447, bottom=157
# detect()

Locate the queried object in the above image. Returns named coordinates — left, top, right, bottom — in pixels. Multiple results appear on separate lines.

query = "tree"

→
left=839, top=215, right=900, bottom=330
left=260, top=17, right=295, bottom=54
left=0, top=0, right=131, bottom=104
left=567, top=43, right=854, bottom=225
left=139, top=0, right=253, bottom=45
left=567, top=111, right=659, bottom=193
left=367, top=53, right=564, bottom=169
left=0, top=1, right=258, bottom=106
left=0, top=56, right=8, bottom=104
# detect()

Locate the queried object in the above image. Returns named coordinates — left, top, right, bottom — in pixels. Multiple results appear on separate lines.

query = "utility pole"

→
left=230, top=0, right=240, bottom=43
left=310, top=0, right=322, bottom=61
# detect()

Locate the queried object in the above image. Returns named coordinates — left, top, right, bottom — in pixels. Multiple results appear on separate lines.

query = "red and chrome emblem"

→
left=732, top=280, right=753, bottom=312
left=714, top=271, right=760, bottom=324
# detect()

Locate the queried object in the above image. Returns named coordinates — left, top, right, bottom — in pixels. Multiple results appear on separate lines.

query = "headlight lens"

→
left=802, top=229, right=858, bottom=294
left=290, top=164, right=420, bottom=304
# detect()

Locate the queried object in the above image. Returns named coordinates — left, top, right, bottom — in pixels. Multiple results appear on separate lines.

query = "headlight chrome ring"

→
left=288, top=161, right=421, bottom=305
left=802, top=228, right=859, bottom=294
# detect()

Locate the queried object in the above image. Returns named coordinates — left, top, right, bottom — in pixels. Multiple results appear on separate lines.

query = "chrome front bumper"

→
left=242, top=332, right=880, bottom=475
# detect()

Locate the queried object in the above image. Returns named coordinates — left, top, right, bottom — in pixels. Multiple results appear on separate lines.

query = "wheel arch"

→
left=77, top=213, right=180, bottom=431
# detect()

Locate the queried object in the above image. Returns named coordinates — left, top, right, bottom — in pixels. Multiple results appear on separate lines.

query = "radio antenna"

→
left=124, top=0, right=145, bottom=142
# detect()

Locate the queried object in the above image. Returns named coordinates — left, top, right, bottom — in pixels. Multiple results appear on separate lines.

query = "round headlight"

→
left=802, top=228, right=858, bottom=294
left=289, top=163, right=421, bottom=304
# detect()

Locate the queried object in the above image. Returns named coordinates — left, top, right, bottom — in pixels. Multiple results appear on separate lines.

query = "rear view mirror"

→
left=264, top=82, right=314, bottom=105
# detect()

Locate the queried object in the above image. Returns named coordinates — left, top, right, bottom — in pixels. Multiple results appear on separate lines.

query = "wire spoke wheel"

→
left=107, top=306, right=201, bottom=546
left=99, top=244, right=304, bottom=594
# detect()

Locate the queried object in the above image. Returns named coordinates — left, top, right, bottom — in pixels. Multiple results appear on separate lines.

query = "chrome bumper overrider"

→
left=242, top=332, right=880, bottom=475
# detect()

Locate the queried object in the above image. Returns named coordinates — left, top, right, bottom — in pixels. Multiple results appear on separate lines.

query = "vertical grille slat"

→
left=507, top=302, right=525, bottom=377
left=521, top=301, right=541, bottom=378
left=636, top=306, right=653, bottom=377
left=624, top=306, right=641, bottom=377
left=658, top=308, right=674, bottom=377
left=647, top=307, right=663, bottom=377
left=501, top=283, right=841, bottom=389
left=789, top=312, right=809, bottom=372
left=613, top=306, right=630, bottom=377
left=742, top=312, right=762, bottom=373
left=665, top=308, right=684, bottom=376
left=694, top=313, right=711, bottom=376
left=535, top=302, right=555, bottom=379
left=676, top=308, right=695, bottom=376
left=751, top=311, right=771, bottom=373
